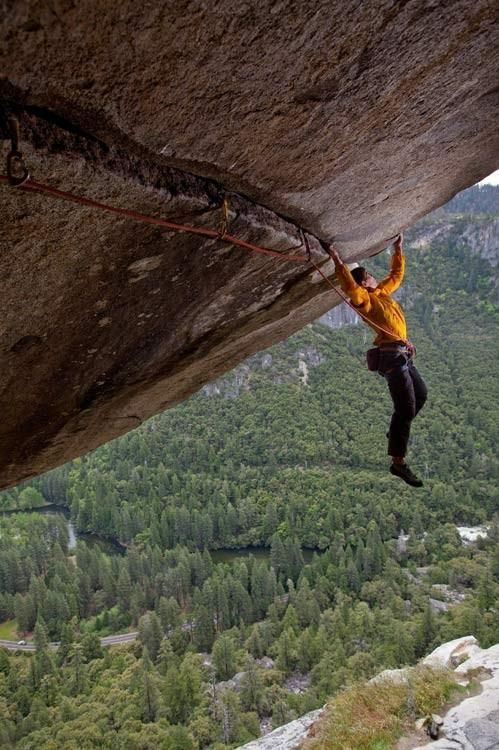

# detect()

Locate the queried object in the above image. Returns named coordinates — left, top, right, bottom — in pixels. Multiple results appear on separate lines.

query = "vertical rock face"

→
left=319, top=303, right=360, bottom=330
left=462, top=219, right=499, bottom=267
left=0, top=1, right=499, bottom=487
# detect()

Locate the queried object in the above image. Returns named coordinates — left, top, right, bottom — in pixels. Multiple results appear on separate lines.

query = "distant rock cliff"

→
left=462, top=218, right=499, bottom=268
left=411, top=207, right=499, bottom=271
left=318, top=305, right=359, bottom=330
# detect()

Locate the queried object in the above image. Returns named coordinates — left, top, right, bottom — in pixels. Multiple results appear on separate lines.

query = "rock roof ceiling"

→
left=0, top=1, right=498, bottom=488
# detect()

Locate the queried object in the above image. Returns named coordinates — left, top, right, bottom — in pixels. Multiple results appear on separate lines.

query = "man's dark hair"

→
left=351, top=266, right=367, bottom=285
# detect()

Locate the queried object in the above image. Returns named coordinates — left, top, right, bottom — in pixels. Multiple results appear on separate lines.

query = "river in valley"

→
left=0, top=504, right=125, bottom=555
left=1, top=504, right=318, bottom=563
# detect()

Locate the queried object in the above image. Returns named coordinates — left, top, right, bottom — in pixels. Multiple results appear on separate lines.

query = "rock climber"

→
left=328, top=235, right=427, bottom=487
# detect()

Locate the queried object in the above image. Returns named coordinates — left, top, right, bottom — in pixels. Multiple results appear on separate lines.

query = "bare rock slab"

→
left=235, top=709, right=323, bottom=750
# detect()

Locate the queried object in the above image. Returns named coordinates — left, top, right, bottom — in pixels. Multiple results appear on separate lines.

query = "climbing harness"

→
left=0, top=116, right=405, bottom=344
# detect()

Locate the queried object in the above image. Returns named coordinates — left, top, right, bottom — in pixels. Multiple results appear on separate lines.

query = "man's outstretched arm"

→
left=377, top=234, right=405, bottom=294
left=329, top=247, right=370, bottom=309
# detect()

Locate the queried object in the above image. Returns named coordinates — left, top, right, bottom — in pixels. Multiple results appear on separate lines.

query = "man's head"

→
left=351, top=266, right=377, bottom=290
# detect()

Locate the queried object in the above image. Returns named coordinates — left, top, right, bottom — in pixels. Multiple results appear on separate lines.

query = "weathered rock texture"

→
left=416, top=639, right=499, bottom=749
left=1, top=1, right=499, bottom=487
left=236, top=637, right=499, bottom=750
left=236, top=708, right=323, bottom=750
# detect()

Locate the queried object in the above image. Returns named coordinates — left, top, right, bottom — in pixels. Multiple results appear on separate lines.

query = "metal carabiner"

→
left=218, top=197, right=230, bottom=240
left=302, top=229, right=312, bottom=262
left=6, top=115, right=30, bottom=187
left=7, top=150, right=30, bottom=187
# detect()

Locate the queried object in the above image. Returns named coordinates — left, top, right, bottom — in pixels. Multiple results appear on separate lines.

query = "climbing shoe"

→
left=390, top=463, right=423, bottom=488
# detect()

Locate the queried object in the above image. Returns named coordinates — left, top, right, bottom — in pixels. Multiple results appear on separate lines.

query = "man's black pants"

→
left=378, top=349, right=427, bottom=458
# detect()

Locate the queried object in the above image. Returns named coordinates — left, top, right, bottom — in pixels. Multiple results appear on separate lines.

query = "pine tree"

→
left=213, top=634, right=237, bottom=680
left=158, top=596, right=180, bottom=633
left=246, top=625, right=265, bottom=659
left=33, top=616, right=49, bottom=652
left=76, top=571, right=92, bottom=619
left=281, top=604, right=300, bottom=635
left=0, top=649, right=10, bottom=675
left=216, top=689, right=242, bottom=745
left=477, top=567, right=496, bottom=612
left=276, top=627, right=298, bottom=674
left=57, top=621, right=75, bottom=666
left=140, top=650, right=160, bottom=723
left=116, top=567, right=132, bottom=613
left=81, top=632, right=104, bottom=662
left=270, top=534, right=286, bottom=580
left=138, top=612, right=163, bottom=662
left=416, top=600, right=437, bottom=657
left=157, top=637, right=177, bottom=675
left=163, top=653, right=203, bottom=724
left=193, top=604, right=215, bottom=652
left=296, top=627, right=318, bottom=673
left=240, top=657, right=266, bottom=716
left=68, top=644, right=86, bottom=695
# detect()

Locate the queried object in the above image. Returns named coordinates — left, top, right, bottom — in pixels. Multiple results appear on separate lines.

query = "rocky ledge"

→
left=236, top=636, right=499, bottom=750
left=416, top=637, right=499, bottom=750
left=236, top=708, right=324, bottom=750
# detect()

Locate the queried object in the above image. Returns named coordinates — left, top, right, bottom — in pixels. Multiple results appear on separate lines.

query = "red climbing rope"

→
left=0, top=175, right=308, bottom=263
left=0, top=173, right=402, bottom=343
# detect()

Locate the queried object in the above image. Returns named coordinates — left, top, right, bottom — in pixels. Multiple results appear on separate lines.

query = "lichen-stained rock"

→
left=0, top=1, right=499, bottom=487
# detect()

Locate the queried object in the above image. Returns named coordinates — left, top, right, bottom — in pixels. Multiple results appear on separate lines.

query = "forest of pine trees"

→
left=0, top=185, right=498, bottom=748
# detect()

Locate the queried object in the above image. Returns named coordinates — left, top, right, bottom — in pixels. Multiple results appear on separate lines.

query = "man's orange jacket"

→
left=335, top=252, right=407, bottom=345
